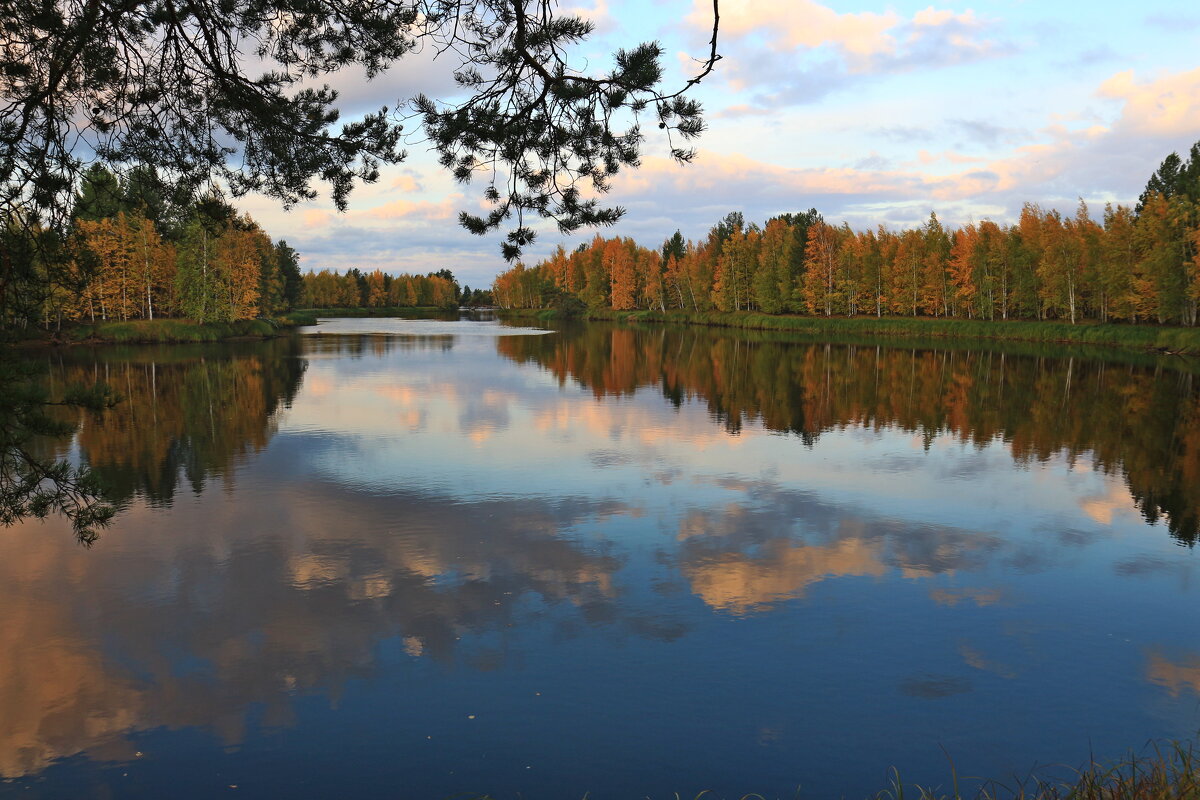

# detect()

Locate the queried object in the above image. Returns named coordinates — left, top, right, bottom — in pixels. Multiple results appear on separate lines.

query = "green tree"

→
left=662, top=230, right=687, bottom=264
left=1137, top=141, right=1200, bottom=212
left=274, top=241, right=304, bottom=312
left=71, top=165, right=123, bottom=223
left=175, top=217, right=225, bottom=323
left=773, top=208, right=822, bottom=312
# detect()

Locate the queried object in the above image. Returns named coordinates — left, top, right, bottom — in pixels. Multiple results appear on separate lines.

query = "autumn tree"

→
left=803, top=221, right=841, bottom=316
left=1099, top=205, right=1136, bottom=321
left=607, top=239, right=638, bottom=311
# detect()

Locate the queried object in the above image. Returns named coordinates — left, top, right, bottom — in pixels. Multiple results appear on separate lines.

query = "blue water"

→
left=2, top=318, right=1198, bottom=799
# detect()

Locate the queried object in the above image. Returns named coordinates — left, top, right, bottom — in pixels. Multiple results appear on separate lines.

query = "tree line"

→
left=2, top=165, right=305, bottom=330
left=299, top=268, right=492, bottom=309
left=494, top=143, right=1200, bottom=326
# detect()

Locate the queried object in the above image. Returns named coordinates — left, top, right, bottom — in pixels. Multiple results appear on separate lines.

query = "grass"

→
left=63, top=316, right=296, bottom=344
left=871, top=739, right=1200, bottom=800
left=280, top=309, right=320, bottom=326
left=498, top=307, right=1200, bottom=354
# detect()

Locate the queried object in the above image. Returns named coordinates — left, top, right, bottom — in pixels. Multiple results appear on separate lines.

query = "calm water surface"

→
left=4, top=317, right=1200, bottom=798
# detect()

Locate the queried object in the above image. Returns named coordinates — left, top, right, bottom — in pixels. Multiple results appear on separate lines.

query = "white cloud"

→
left=688, top=0, right=1013, bottom=111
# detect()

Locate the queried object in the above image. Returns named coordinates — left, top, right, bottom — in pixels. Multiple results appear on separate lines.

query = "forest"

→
left=298, top=268, right=485, bottom=310
left=1, top=165, right=304, bottom=330
left=493, top=143, right=1200, bottom=327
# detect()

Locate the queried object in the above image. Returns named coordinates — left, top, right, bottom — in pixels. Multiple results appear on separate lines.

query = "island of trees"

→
left=493, top=143, right=1200, bottom=327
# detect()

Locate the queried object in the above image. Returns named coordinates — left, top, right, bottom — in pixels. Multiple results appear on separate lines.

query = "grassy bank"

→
left=43, top=306, right=452, bottom=344
left=51, top=316, right=302, bottom=345
left=498, top=308, right=1200, bottom=354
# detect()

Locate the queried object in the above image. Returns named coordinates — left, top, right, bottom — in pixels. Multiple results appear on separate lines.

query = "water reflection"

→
left=1146, top=650, right=1200, bottom=697
left=0, top=481, right=643, bottom=780
left=4, top=322, right=1199, bottom=798
left=497, top=324, right=1200, bottom=544
left=40, top=338, right=306, bottom=504
left=674, top=478, right=1003, bottom=613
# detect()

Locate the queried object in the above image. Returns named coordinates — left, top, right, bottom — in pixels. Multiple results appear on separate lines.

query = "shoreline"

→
left=8, top=317, right=300, bottom=347
left=497, top=308, right=1200, bottom=355
left=13, top=309, right=1200, bottom=355
left=3, top=307, right=459, bottom=347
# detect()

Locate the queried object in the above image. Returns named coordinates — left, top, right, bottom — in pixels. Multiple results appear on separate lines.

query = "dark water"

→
left=4, top=318, right=1200, bottom=799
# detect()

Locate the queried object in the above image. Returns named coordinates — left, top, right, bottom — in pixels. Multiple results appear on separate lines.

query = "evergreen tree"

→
left=71, top=165, right=123, bottom=223
left=274, top=241, right=303, bottom=311
left=662, top=230, right=686, bottom=264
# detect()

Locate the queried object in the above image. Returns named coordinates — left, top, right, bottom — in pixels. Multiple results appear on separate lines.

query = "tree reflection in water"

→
left=498, top=324, right=1200, bottom=544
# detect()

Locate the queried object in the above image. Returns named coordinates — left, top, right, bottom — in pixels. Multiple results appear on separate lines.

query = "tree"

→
left=1137, top=141, right=1200, bottom=212
left=662, top=230, right=687, bottom=264
left=921, top=212, right=951, bottom=316
left=71, top=165, right=123, bottom=222
left=803, top=221, right=841, bottom=316
left=1099, top=205, right=1136, bottom=321
left=753, top=218, right=792, bottom=314
left=772, top=208, right=821, bottom=313
left=1, top=0, right=720, bottom=260
left=260, top=240, right=301, bottom=315
left=175, top=206, right=236, bottom=323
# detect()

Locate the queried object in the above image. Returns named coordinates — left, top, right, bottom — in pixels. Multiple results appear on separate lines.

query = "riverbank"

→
left=8, top=316, right=305, bottom=346
left=498, top=308, right=1200, bottom=354
left=3, top=307, right=463, bottom=346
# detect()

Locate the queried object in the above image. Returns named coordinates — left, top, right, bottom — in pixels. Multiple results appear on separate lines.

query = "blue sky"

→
left=237, top=0, right=1200, bottom=290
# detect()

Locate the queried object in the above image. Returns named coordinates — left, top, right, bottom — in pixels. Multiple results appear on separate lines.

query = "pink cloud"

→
left=366, top=195, right=461, bottom=221
left=303, top=209, right=334, bottom=228
left=1099, top=67, right=1200, bottom=137
left=389, top=174, right=424, bottom=193
left=696, top=0, right=898, bottom=64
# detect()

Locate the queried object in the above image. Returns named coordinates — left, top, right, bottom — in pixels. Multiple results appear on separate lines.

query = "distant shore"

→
left=497, top=308, right=1200, bottom=355
left=288, top=306, right=456, bottom=320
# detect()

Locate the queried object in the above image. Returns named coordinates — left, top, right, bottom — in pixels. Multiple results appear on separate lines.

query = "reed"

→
left=872, top=738, right=1199, bottom=799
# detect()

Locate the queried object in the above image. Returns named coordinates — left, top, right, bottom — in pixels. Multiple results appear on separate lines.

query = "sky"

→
left=236, top=0, right=1200, bottom=291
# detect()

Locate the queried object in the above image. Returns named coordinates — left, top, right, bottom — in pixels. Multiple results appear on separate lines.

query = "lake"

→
left=3, top=316, right=1199, bottom=799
